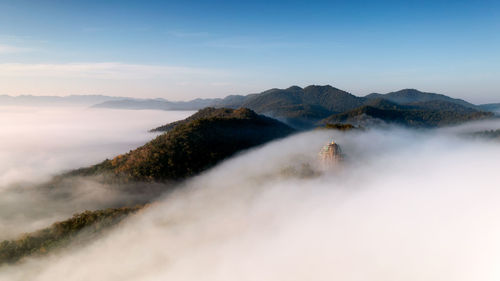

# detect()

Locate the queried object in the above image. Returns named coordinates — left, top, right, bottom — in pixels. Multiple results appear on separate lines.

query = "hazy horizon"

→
left=1, top=0, right=499, bottom=103
left=1, top=85, right=499, bottom=105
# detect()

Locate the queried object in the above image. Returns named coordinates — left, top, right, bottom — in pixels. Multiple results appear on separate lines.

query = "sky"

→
left=0, top=0, right=499, bottom=103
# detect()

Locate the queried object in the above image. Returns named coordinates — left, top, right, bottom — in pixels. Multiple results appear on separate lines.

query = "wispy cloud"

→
left=0, top=44, right=32, bottom=54
left=82, top=25, right=151, bottom=33
left=0, top=62, right=225, bottom=79
left=165, top=31, right=302, bottom=50
left=203, top=36, right=308, bottom=50
left=166, top=30, right=211, bottom=38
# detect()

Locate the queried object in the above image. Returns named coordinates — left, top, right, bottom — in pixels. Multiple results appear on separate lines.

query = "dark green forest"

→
left=0, top=206, right=143, bottom=265
left=70, top=108, right=295, bottom=182
left=322, top=104, right=493, bottom=128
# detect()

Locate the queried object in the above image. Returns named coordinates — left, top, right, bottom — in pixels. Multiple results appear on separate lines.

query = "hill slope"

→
left=86, top=85, right=497, bottom=128
left=0, top=206, right=143, bottom=265
left=478, top=103, right=500, bottom=114
left=214, top=85, right=365, bottom=128
left=365, top=89, right=477, bottom=109
left=150, top=107, right=255, bottom=132
left=232, top=85, right=364, bottom=113
left=70, top=108, right=295, bottom=182
left=322, top=99, right=493, bottom=128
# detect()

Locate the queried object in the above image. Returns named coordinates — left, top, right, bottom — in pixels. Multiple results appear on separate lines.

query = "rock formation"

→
left=319, top=140, right=343, bottom=168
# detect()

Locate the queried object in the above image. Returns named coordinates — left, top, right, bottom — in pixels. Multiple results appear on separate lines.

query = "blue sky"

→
left=0, top=0, right=499, bottom=102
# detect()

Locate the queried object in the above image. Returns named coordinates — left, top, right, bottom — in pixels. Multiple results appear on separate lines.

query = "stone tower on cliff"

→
left=319, top=140, right=343, bottom=167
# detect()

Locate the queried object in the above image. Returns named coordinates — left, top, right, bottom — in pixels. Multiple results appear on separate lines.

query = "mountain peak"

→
left=303, top=84, right=336, bottom=91
left=286, top=85, right=303, bottom=91
left=390, top=89, right=426, bottom=96
left=71, top=107, right=295, bottom=182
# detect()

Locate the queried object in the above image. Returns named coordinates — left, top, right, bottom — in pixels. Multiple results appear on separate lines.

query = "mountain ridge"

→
left=4, top=85, right=496, bottom=128
left=322, top=101, right=493, bottom=128
left=365, top=89, right=478, bottom=109
left=68, top=107, right=295, bottom=182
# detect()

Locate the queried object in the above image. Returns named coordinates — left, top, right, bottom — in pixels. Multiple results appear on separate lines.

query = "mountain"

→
left=69, top=108, right=295, bottom=182
left=211, top=94, right=251, bottom=108
left=322, top=98, right=493, bottom=128
left=365, top=89, right=477, bottom=109
left=12, top=86, right=493, bottom=129
left=408, top=100, right=480, bottom=113
left=0, top=94, right=221, bottom=110
left=213, top=85, right=365, bottom=128
left=150, top=107, right=257, bottom=132
left=90, top=85, right=492, bottom=129
left=92, top=98, right=221, bottom=111
left=478, top=103, right=500, bottom=114
left=0, top=206, right=143, bottom=265
left=214, top=85, right=365, bottom=113
left=64, top=85, right=497, bottom=129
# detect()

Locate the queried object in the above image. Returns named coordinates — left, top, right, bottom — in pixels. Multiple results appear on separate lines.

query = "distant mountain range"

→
left=478, top=103, right=500, bottom=114
left=2, top=85, right=497, bottom=127
left=0, top=94, right=125, bottom=106
left=89, top=85, right=496, bottom=128
left=364, top=89, right=477, bottom=109
left=92, top=97, right=219, bottom=111
left=209, top=86, right=495, bottom=128
left=322, top=98, right=492, bottom=128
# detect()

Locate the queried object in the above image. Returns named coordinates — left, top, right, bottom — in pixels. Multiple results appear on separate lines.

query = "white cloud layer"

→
left=2, top=119, right=500, bottom=280
left=0, top=106, right=193, bottom=239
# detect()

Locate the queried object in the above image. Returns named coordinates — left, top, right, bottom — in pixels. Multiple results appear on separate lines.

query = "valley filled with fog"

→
left=0, top=107, right=193, bottom=239
left=1, top=107, right=500, bottom=280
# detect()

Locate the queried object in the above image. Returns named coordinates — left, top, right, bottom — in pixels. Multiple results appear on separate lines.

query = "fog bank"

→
left=0, top=107, right=193, bottom=239
left=3, top=120, right=500, bottom=280
left=0, top=106, right=193, bottom=186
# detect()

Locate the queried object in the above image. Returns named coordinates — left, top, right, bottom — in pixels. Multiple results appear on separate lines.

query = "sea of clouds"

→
left=0, top=106, right=193, bottom=239
left=1, top=109, right=500, bottom=281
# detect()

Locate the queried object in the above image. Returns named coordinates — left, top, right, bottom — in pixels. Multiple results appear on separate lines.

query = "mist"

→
left=2, top=118, right=500, bottom=280
left=0, top=106, right=193, bottom=239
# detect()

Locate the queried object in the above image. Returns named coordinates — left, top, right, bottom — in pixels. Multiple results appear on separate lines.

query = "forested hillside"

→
left=69, top=108, right=295, bottom=182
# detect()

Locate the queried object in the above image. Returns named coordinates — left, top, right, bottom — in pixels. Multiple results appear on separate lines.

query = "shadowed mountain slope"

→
left=87, top=85, right=497, bottom=129
left=478, top=103, right=500, bottom=114
left=213, top=85, right=365, bottom=128
left=0, top=206, right=143, bottom=265
left=365, top=89, right=477, bottom=109
left=233, top=85, right=364, bottom=113
left=69, top=108, right=295, bottom=182
left=150, top=107, right=257, bottom=132
left=322, top=99, right=493, bottom=128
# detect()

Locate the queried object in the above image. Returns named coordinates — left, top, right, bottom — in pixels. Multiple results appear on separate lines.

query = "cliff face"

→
left=319, top=141, right=343, bottom=168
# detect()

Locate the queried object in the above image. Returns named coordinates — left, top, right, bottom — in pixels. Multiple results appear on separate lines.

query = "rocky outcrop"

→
left=319, top=141, right=343, bottom=168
